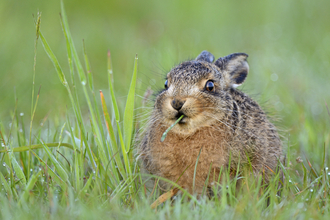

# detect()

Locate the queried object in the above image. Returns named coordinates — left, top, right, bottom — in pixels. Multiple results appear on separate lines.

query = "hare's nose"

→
left=171, top=99, right=185, bottom=111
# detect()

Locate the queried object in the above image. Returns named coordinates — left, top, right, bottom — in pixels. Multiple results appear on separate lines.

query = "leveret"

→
left=138, top=51, right=283, bottom=195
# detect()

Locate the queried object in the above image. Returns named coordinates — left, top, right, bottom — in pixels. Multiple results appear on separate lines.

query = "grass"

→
left=1, top=2, right=330, bottom=219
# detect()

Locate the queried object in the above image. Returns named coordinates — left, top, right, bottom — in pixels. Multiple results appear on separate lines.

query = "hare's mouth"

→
left=174, top=112, right=187, bottom=124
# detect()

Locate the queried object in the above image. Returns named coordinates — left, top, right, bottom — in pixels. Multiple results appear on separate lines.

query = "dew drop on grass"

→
left=81, top=81, right=86, bottom=85
left=271, top=73, right=278, bottom=81
left=20, top=112, right=24, bottom=116
left=19, top=128, right=23, bottom=133
left=2, top=162, right=6, bottom=167
left=30, top=169, right=33, bottom=172
left=310, top=189, right=313, bottom=192
left=1, top=143, right=5, bottom=147
left=326, top=167, right=329, bottom=171
left=92, top=170, right=96, bottom=174
left=328, top=172, right=330, bottom=175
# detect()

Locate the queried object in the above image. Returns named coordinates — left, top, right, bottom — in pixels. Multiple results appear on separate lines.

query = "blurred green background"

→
left=1, top=0, right=329, bottom=160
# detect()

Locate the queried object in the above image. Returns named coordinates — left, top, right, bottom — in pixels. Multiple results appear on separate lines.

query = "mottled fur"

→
left=138, top=51, right=283, bottom=195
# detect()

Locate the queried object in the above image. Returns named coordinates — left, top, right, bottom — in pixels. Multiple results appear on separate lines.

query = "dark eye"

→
left=205, top=80, right=214, bottom=91
left=164, top=80, right=168, bottom=89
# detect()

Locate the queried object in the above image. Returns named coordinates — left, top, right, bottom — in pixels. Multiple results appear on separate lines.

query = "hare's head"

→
left=154, top=51, right=249, bottom=135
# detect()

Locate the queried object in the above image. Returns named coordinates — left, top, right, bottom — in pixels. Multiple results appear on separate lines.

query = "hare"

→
left=138, top=51, right=283, bottom=195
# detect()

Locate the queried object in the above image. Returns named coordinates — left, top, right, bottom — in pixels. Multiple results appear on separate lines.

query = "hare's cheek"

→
left=184, top=98, right=211, bottom=115
left=197, top=98, right=216, bottom=114
left=155, top=94, right=170, bottom=111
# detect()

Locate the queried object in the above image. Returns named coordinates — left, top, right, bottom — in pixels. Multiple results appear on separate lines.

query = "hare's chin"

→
left=169, top=124, right=198, bottom=135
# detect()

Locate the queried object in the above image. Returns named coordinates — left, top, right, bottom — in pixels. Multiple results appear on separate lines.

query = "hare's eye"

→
left=164, top=80, right=168, bottom=90
left=205, top=80, right=214, bottom=91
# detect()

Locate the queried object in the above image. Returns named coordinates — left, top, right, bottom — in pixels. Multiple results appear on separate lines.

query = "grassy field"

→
left=1, top=0, right=330, bottom=219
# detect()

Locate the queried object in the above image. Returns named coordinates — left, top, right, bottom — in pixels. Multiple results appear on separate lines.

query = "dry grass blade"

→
left=150, top=188, right=180, bottom=209
left=305, top=156, right=319, bottom=178
left=99, top=90, right=126, bottom=178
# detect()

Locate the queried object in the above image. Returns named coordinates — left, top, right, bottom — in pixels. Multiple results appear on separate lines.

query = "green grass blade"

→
left=4, top=100, right=16, bottom=187
left=28, top=86, right=41, bottom=179
left=0, top=172, right=12, bottom=197
left=18, top=170, right=41, bottom=205
left=15, top=112, right=22, bottom=148
left=58, top=14, right=96, bottom=169
left=123, top=54, right=138, bottom=152
left=30, top=12, right=41, bottom=149
left=60, top=15, right=75, bottom=85
left=193, top=147, right=203, bottom=194
left=117, top=120, right=131, bottom=176
left=60, top=1, right=86, bottom=85
left=60, top=2, right=107, bottom=173
left=100, top=91, right=126, bottom=178
left=31, top=12, right=41, bottom=122
left=89, top=117, right=108, bottom=174
left=74, top=151, right=81, bottom=192
left=0, top=143, right=76, bottom=153
left=38, top=2, right=96, bottom=170
left=82, top=39, right=108, bottom=155
left=161, top=115, right=184, bottom=142
left=41, top=140, right=69, bottom=183
left=83, top=43, right=108, bottom=158
left=83, top=40, right=93, bottom=91
left=56, top=122, right=66, bottom=153
left=33, top=151, right=67, bottom=189
left=79, top=173, right=94, bottom=196
left=301, top=162, right=308, bottom=189
left=107, top=51, right=120, bottom=121
left=66, top=116, right=81, bottom=190
left=66, top=127, right=80, bottom=186
left=39, top=31, right=67, bottom=86
left=10, top=152, right=26, bottom=186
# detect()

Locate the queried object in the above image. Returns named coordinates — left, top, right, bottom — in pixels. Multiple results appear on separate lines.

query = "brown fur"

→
left=138, top=51, right=283, bottom=195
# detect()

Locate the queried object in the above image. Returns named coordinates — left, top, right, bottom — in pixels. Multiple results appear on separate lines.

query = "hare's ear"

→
left=214, top=53, right=249, bottom=87
left=196, top=50, right=214, bottom=63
